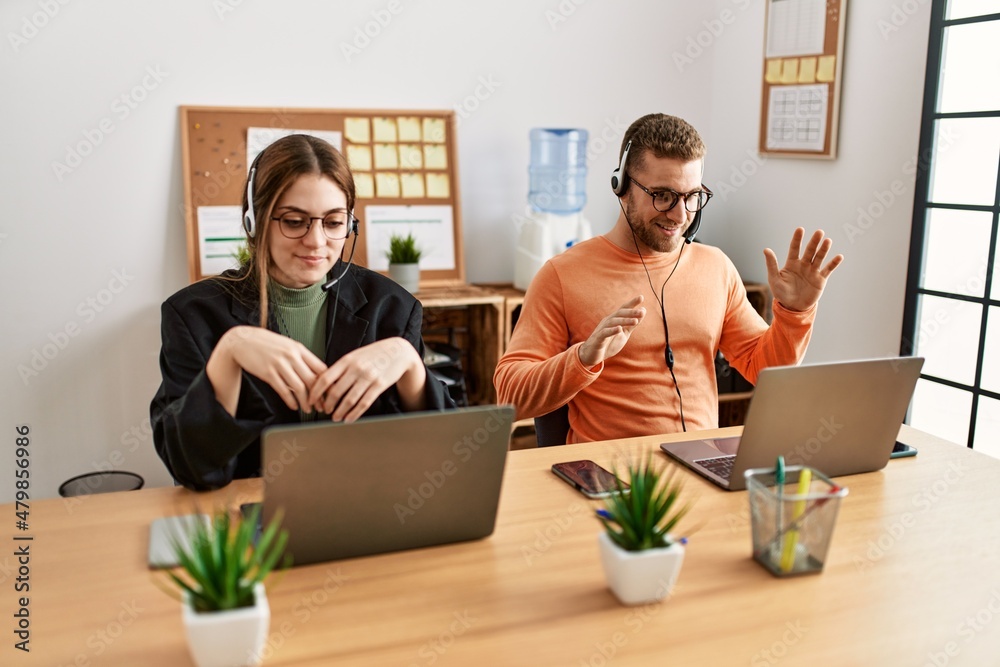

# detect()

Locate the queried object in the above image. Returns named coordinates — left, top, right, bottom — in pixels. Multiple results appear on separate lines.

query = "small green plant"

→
left=232, top=242, right=252, bottom=267
left=598, top=454, right=690, bottom=552
left=163, top=506, right=290, bottom=613
left=386, top=233, right=422, bottom=264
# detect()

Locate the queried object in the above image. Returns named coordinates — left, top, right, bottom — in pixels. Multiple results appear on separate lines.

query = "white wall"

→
left=0, top=0, right=931, bottom=500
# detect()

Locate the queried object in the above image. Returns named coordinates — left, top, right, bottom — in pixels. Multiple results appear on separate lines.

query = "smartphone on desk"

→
left=551, top=460, right=628, bottom=499
left=890, top=441, right=917, bottom=459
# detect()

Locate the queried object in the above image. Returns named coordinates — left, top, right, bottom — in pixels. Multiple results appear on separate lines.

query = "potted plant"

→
left=596, top=454, right=691, bottom=605
left=386, top=232, right=422, bottom=293
left=160, top=506, right=290, bottom=667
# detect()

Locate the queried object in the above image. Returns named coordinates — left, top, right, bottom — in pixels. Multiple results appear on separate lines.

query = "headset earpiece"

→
left=243, top=167, right=257, bottom=238
left=610, top=140, right=631, bottom=197
left=349, top=209, right=359, bottom=237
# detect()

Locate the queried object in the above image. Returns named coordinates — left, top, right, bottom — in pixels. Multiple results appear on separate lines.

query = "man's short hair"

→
left=620, top=114, right=706, bottom=173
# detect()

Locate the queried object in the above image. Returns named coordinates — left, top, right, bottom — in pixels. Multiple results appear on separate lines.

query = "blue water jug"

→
left=528, top=128, right=588, bottom=214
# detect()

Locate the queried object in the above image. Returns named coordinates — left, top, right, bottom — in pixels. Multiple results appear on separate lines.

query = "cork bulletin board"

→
left=179, top=106, right=465, bottom=285
left=758, top=0, right=848, bottom=159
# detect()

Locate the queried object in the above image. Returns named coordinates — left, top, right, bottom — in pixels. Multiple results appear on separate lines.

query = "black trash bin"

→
left=58, top=471, right=144, bottom=497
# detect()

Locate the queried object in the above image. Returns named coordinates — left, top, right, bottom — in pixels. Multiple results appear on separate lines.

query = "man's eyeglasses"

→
left=271, top=210, right=356, bottom=240
left=630, top=178, right=713, bottom=213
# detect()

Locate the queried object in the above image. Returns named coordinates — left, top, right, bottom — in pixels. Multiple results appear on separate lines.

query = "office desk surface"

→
left=12, top=425, right=1000, bottom=666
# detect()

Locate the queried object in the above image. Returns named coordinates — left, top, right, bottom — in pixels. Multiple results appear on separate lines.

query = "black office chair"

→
left=534, top=404, right=571, bottom=447
left=58, top=471, right=144, bottom=497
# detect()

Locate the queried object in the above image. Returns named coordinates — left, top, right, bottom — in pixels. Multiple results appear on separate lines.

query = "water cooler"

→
left=514, top=128, right=593, bottom=291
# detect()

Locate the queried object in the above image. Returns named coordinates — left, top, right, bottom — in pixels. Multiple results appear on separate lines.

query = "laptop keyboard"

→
left=695, top=455, right=736, bottom=481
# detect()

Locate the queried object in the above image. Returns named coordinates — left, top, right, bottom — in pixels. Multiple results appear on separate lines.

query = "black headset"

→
left=610, top=140, right=702, bottom=243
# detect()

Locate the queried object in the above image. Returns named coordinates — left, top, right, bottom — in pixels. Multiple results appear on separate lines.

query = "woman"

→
left=151, top=134, right=454, bottom=490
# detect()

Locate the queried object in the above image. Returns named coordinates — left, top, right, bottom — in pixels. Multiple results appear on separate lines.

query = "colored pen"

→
left=774, top=456, right=785, bottom=567
left=780, top=467, right=811, bottom=572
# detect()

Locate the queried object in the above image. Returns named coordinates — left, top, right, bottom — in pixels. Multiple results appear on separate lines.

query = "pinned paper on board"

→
left=765, top=84, right=828, bottom=152
left=246, top=127, right=342, bottom=172
left=399, top=144, right=423, bottom=170
left=197, top=206, right=243, bottom=276
left=780, top=59, right=799, bottom=84
left=398, top=117, right=422, bottom=142
left=344, top=118, right=370, bottom=143
left=422, top=118, right=446, bottom=143
left=401, top=173, right=425, bottom=198
left=364, top=205, right=455, bottom=271
left=798, top=57, right=818, bottom=83
left=426, top=173, right=450, bottom=198
left=346, top=145, right=372, bottom=171
left=816, top=55, right=836, bottom=82
left=355, top=173, right=375, bottom=199
left=765, top=0, right=826, bottom=58
left=374, top=144, right=399, bottom=170
left=424, top=145, right=448, bottom=170
left=373, top=117, right=398, bottom=143
left=376, top=173, right=401, bottom=198
left=765, top=59, right=782, bottom=84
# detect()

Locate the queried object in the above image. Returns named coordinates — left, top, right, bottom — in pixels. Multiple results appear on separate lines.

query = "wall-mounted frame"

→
left=758, top=0, right=848, bottom=159
left=179, top=105, right=465, bottom=285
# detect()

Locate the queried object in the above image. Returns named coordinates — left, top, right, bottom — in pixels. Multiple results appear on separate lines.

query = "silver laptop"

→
left=261, top=405, right=514, bottom=566
left=660, top=357, right=924, bottom=491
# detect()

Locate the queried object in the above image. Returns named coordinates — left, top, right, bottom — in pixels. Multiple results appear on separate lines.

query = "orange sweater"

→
left=494, top=237, right=815, bottom=442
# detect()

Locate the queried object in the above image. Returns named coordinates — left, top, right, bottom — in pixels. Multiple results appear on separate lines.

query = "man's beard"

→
left=625, top=197, right=686, bottom=254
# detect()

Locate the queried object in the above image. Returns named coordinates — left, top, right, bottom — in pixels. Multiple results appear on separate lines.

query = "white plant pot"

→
left=183, top=582, right=270, bottom=667
left=598, top=532, right=685, bottom=606
left=388, top=262, right=421, bottom=293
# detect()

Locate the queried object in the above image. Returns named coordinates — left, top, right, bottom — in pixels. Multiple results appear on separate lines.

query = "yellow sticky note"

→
left=422, top=118, right=446, bottom=143
left=401, top=173, right=425, bottom=198
left=398, top=116, right=421, bottom=142
left=355, top=173, right=375, bottom=199
left=346, top=145, right=372, bottom=171
left=373, top=117, right=397, bottom=143
left=375, top=173, right=400, bottom=198
left=424, top=144, right=447, bottom=170
left=426, top=173, right=450, bottom=198
left=374, top=144, right=398, bottom=170
left=780, top=59, right=799, bottom=84
left=798, top=57, right=817, bottom=84
left=399, top=144, right=423, bottom=169
left=765, top=59, right=782, bottom=84
left=344, top=118, right=370, bottom=143
left=816, top=55, right=836, bottom=82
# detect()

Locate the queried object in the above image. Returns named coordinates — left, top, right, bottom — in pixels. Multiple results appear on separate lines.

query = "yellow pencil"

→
left=780, top=468, right=812, bottom=572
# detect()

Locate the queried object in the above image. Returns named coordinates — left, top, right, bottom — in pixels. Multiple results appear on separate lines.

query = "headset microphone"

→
left=321, top=213, right=360, bottom=292
left=684, top=209, right=702, bottom=244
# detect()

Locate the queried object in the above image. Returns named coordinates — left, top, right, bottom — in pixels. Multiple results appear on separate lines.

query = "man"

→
left=494, top=113, right=843, bottom=443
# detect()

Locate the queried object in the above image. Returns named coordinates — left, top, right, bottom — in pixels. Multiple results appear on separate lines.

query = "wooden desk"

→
left=13, top=425, right=1000, bottom=666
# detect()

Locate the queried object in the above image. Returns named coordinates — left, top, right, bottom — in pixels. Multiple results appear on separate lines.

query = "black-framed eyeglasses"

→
left=630, top=178, right=713, bottom=213
left=271, top=209, right=356, bottom=240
